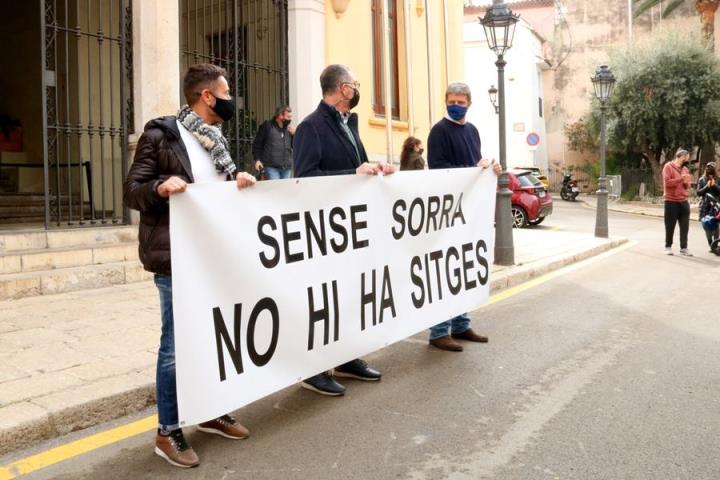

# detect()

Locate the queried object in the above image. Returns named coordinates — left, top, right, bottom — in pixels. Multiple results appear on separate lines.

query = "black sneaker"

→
left=334, top=359, right=382, bottom=381
left=301, top=372, right=346, bottom=396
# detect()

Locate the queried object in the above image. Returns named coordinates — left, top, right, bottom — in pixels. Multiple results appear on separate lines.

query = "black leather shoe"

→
left=334, top=359, right=382, bottom=381
left=301, top=372, right=346, bottom=396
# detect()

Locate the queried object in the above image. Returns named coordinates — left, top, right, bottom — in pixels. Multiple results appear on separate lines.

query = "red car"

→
left=507, top=169, right=553, bottom=227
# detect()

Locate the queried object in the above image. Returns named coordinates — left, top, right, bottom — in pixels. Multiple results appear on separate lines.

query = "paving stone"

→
left=92, top=244, right=138, bottom=264
left=21, top=248, right=94, bottom=272
left=0, top=255, right=21, bottom=274
left=1, top=327, right=76, bottom=348
left=0, top=372, right=84, bottom=407
left=0, top=232, right=47, bottom=253
left=0, top=277, right=41, bottom=301
left=62, top=352, right=157, bottom=382
left=6, top=342, right=99, bottom=374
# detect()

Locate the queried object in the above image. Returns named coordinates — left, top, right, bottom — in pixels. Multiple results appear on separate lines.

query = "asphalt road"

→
left=11, top=200, right=720, bottom=479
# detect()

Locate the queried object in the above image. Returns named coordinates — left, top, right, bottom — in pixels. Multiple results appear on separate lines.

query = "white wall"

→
left=463, top=19, right=548, bottom=173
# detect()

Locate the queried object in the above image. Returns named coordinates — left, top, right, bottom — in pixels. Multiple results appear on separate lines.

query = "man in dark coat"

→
left=252, top=106, right=294, bottom=179
left=124, top=64, right=256, bottom=468
left=293, top=64, right=395, bottom=396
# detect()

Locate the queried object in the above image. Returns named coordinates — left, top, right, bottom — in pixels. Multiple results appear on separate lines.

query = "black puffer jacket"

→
left=123, top=116, right=195, bottom=276
left=697, top=175, right=720, bottom=219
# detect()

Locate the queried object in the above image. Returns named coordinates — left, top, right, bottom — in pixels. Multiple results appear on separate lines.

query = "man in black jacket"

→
left=124, top=64, right=256, bottom=469
left=252, top=106, right=294, bottom=179
left=293, top=64, right=395, bottom=396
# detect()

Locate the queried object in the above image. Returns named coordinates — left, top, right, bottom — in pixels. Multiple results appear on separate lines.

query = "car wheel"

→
left=528, top=217, right=545, bottom=226
left=511, top=206, right=528, bottom=228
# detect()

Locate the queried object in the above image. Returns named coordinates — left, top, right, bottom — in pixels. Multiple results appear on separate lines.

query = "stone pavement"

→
left=576, top=195, right=699, bottom=220
left=0, top=227, right=627, bottom=456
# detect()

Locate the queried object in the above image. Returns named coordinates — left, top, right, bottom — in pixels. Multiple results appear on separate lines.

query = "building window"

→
left=371, top=0, right=399, bottom=119
left=538, top=97, right=543, bottom=118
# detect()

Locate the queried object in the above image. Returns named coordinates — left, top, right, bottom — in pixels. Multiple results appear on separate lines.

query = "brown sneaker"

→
left=453, top=328, right=489, bottom=343
left=197, top=414, right=250, bottom=440
left=154, top=429, right=199, bottom=468
left=429, top=335, right=464, bottom=352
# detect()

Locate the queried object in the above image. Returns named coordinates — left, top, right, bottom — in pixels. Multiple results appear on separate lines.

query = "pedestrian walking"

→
left=426, top=82, right=501, bottom=352
left=252, top=106, right=294, bottom=180
left=123, top=64, right=256, bottom=469
left=663, top=149, right=693, bottom=256
left=400, top=136, right=425, bottom=171
left=293, top=64, right=395, bottom=395
left=697, top=162, right=720, bottom=251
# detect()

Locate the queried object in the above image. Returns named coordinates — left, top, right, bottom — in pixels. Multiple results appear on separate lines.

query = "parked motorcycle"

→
left=560, top=174, right=580, bottom=201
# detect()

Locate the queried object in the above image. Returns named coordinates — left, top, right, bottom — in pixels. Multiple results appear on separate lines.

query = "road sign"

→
left=526, top=132, right=541, bottom=146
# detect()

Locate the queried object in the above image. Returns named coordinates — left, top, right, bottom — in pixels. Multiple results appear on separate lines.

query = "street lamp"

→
left=480, top=1, right=520, bottom=266
left=591, top=65, right=616, bottom=238
left=488, top=85, right=499, bottom=114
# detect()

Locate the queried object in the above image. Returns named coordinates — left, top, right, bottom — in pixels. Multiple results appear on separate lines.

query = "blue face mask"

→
left=447, top=104, right=468, bottom=121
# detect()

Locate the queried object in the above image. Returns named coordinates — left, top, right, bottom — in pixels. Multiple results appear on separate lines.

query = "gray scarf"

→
left=177, top=105, right=237, bottom=177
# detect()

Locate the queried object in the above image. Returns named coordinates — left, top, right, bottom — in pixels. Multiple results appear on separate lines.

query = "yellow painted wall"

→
left=324, top=0, right=465, bottom=162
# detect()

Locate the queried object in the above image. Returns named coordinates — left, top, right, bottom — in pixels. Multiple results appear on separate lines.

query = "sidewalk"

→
left=0, top=228, right=627, bottom=456
left=576, top=194, right=699, bottom=220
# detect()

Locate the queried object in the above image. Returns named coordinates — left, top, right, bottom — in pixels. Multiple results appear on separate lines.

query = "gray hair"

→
left=445, top=82, right=472, bottom=102
left=676, top=149, right=690, bottom=159
left=320, top=64, right=353, bottom=96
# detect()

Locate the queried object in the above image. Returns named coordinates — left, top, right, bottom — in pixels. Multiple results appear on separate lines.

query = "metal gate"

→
left=179, top=0, right=289, bottom=170
left=41, top=0, right=133, bottom=227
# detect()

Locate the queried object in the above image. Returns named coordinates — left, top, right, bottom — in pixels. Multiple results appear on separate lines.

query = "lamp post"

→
left=591, top=65, right=616, bottom=238
left=480, top=1, right=519, bottom=266
left=488, top=85, right=499, bottom=114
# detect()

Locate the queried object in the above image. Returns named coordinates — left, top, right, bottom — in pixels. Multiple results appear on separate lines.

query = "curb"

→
left=576, top=197, right=700, bottom=221
left=0, top=236, right=630, bottom=457
left=489, top=237, right=628, bottom=293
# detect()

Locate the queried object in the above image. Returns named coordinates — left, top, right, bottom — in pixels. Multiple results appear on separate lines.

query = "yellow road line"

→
left=0, top=240, right=636, bottom=479
left=0, top=416, right=156, bottom=480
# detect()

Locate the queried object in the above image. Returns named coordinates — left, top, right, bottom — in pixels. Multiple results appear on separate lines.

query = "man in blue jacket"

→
left=293, top=64, right=395, bottom=395
left=427, top=82, right=501, bottom=352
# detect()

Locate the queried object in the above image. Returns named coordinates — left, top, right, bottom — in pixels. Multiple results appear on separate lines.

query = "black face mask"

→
left=211, top=94, right=235, bottom=122
left=347, top=87, right=360, bottom=110
left=282, top=119, right=291, bottom=128
left=418, top=148, right=425, bottom=155
left=682, top=161, right=690, bottom=168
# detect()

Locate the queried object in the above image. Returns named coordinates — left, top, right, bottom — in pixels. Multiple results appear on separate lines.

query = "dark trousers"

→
left=704, top=226, right=720, bottom=247
left=664, top=200, right=690, bottom=249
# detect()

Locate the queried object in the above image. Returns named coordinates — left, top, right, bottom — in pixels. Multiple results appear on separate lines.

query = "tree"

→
left=634, top=0, right=719, bottom=51
left=605, top=32, right=720, bottom=188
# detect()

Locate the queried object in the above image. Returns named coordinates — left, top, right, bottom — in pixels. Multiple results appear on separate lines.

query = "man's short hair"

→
left=445, top=82, right=472, bottom=103
left=183, top=64, right=227, bottom=106
left=320, top=64, right=353, bottom=96
left=274, top=105, right=292, bottom=118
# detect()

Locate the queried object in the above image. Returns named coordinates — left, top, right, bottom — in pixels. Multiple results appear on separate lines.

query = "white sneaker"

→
left=664, top=247, right=673, bottom=255
left=679, top=248, right=693, bottom=257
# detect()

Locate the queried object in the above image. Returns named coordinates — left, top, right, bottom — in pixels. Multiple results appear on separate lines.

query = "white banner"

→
left=170, top=168, right=497, bottom=426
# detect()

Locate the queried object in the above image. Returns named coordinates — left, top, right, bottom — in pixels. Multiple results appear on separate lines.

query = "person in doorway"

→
left=124, top=64, right=256, bottom=469
left=293, top=64, right=395, bottom=395
left=697, top=162, right=720, bottom=251
left=400, top=136, right=426, bottom=171
left=426, top=82, right=501, bottom=352
left=252, top=106, right=294, bottom=180
left=663, top=149, right=693, bottom=256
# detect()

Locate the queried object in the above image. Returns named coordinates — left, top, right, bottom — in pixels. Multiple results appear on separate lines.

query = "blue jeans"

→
left=429, top=313, right=471, bottom=341
left=154, top=274, right=179, bottom=432
left=264, top=167, right=292, bottom=180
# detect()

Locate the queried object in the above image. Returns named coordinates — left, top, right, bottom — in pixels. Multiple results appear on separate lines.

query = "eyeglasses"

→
left=342, top=81, right=360, bottom=89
